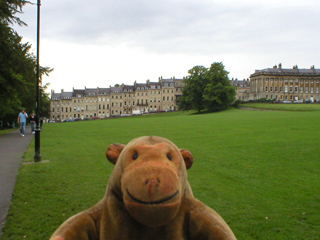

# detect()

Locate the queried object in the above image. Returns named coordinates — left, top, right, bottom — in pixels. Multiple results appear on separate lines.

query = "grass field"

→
left=2, top=108, right=320, bottom=239
left=0, top=128, right=16, bottom=136
left=240, top=102, right=320, bottom=111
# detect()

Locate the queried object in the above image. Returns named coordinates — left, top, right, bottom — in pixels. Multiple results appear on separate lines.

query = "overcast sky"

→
left=14, top=0, right=320, bottom=94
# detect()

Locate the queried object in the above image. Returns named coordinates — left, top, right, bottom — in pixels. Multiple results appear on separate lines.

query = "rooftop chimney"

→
left=278, top=63, right=282, bottom=69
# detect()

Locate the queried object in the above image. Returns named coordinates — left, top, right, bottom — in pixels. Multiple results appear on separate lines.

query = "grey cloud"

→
left=19, top=0, right=320, bottom=57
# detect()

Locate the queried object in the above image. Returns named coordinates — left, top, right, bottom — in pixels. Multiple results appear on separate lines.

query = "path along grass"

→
left=2, top=108, right=320, bottom=239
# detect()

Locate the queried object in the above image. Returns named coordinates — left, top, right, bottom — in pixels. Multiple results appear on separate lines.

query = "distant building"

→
left=51, top=64, right=320, bottom=121
left=250, top=64, right=320, bottom=102
left=230, top=78, right=251, bottom=101
left=50, top=77, right=186, bottom=122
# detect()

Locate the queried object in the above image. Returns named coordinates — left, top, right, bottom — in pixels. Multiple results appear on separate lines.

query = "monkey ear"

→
left=106, top=143, right=125, bottom=165
left=180, top=149, right=193, bottom=170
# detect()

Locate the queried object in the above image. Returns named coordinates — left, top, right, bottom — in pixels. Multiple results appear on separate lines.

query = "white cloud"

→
left=14, top=0, right=320, bottom=93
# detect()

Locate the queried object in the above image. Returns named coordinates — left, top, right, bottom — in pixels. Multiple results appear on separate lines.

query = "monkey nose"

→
left=145, top=178, right=161, bottom=185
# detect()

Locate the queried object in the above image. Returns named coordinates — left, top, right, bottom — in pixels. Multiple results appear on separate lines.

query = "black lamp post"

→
left=34, top=0, right=41, bottom=162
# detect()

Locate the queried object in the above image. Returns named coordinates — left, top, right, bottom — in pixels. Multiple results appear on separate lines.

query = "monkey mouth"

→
left=126, top=189, right=179, bottom=205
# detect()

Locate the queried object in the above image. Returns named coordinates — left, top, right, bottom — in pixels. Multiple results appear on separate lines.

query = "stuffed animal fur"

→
left=50, top=136, right=237, bottom=240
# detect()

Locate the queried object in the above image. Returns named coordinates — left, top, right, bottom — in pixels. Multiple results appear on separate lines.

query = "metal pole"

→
left=34, top=0, right=41, bottom=162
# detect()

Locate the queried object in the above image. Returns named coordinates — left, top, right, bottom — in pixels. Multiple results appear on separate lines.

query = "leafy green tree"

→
left=203, top=62, right=236, bottom=111
left=39, top=82, right=52, bottom=118
left=0, top=0, right=29, bottom=26
left=179, top=66, right=208, bottom=113
left=179, top=62, right=236, bottom=113
left=0, top=0, right=53, bottom=126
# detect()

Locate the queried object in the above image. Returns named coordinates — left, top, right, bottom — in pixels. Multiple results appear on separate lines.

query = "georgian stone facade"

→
left=250, top=64, right=320, bottom=102
left=231, top=78, right=251, bottom=101
left=50, top=77, right=185, bottom=121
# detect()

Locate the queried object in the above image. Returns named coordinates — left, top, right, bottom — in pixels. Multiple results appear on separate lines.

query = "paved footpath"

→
left=0, top=126, right=34, bottom=238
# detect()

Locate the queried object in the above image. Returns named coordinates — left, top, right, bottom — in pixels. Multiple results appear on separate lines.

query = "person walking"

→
left=17, top=108, right=28, bottom=137
left=29, top=112, right=36, bottom=134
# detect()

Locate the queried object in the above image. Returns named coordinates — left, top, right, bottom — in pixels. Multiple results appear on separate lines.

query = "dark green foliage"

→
left=0, top=0, right=53, bottom=126
left=204, top=62, right=236, bottom=111
left=179, top=62, right=236, bottom=113
left=179, top=65, right=208, bottom=113
left=0, top=0, right=29, bottom=26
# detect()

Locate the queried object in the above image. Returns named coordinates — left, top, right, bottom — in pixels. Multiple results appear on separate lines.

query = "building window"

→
left=265, top=86, right=268, bottom=91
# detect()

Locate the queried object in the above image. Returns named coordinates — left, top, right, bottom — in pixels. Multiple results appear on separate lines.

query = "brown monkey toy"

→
left=50, top=136, right=237, bottom=240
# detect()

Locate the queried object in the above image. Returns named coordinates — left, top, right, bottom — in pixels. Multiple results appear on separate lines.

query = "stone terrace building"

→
left=230, top=78, right=250, bottom=101
left=250, top=64, right=320, bottom=102
left=160, top=78, right=176, bottom=112
left=50, top=77, right=186, bottom=122
left=148, top=80, right=162, bottom=112
left=51, top=64, right=320, bottom=121
left=51, top=90, right=73, bottom=121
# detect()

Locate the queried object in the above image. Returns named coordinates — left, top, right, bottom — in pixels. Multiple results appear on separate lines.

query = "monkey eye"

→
left=133, top=152, right=139, bottom=160
left=167, top=153, right=172, bottom=161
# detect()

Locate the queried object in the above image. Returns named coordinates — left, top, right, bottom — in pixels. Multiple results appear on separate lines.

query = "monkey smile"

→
left=126, top=189, right=179, bottom=205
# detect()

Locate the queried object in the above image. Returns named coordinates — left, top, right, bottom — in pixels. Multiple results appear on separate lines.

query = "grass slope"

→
left=2, top=109, right=320, bottom=239
left=240, top=102, right=320, bottom=111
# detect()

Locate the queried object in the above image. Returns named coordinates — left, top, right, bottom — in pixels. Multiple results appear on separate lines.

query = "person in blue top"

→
left=17, top=108, right=28, bottom=137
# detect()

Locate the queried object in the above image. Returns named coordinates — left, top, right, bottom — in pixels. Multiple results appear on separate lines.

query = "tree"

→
left=203, top=62, right=236, bottom=111
left=179, top=66, right=208, bottom=113
left=179, top=62, right=236, bottom=113
left=0, top=0, right=29, bottom=26
left=0, top=0, right=53, bottom=127
left=39, top=82, right=52, bottom=118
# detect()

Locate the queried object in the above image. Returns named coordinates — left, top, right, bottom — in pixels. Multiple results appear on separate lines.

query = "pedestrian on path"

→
left=17, top=108, right=28, bottom=137
left=29, top=112, right=36, bottom=134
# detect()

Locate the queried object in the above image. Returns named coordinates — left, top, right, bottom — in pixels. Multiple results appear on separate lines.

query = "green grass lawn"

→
left=2, top=109, right=320, bottom=239
left=240, top=102, right=320, bottom=111
left=0, top=128, right=16, bottom=136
